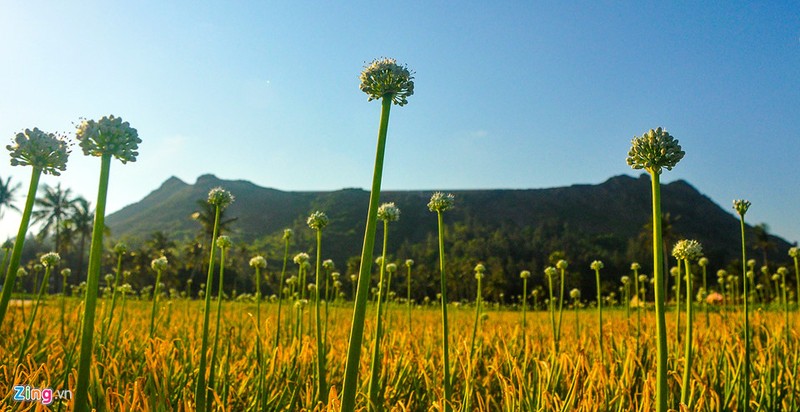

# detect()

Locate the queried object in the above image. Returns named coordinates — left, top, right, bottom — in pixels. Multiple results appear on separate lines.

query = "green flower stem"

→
left=341, top=96, right=392, bottom=411
left=60, top=273, right=68, bottom=339
left=313, top=229, right=327, bottom=404
left=702, top=264, right=709, bottom=328
left=101, top=252, right=124, bottom=344
left=547, top=271, right=558, bottom=353
left=738, top=214, right=750, bottom=412
left=650, top=172, right=669, bottom=412
left=624, top=282, right=630, bottom=320
left=74, top=154, right=111, bottom=412
left=406, top=264, right=412, bottom=334
left=275, top=236, right=289, bottom=347
left=149, top=268, right=163, bottom=338
left=675, top=263, right=682, bottom=350
left=633, top=267, right=642, bottom=352
left=521, top=276, right=527, bottom=328
left=594, top=267, right=604, bottom=363
left=194, top=206, right=221, bottom=412
left=793, top=255, right=799, bottom=310
left=0, top=166, right=41, bottom=326
left=435, top=210, right=453, bottom=412
left=207, top=245, right=227, bottom=408
left=463, top=272, right=482, bottom=412
left=557, top=267, right=566, bottom=344
left=367, top=221, right=390, bottom=411
left=573, top=297, right=580, bottom=339
left=781, top=270, right=789, bottom=338
left=17, top=265, right=52, bottom=364
left=680, top=258, right=694, bottom=408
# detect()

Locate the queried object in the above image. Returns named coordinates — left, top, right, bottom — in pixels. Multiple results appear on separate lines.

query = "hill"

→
left=105, top=174, right=793, bottom=301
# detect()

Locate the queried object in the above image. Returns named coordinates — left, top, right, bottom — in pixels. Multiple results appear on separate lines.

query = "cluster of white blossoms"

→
left=359, top=58, right=414, bottom=106
left=75, top=115, right=140, bottom=163
left=626, top=127, right=684, bottom=174
left=7, top=127, right=70, bottom=175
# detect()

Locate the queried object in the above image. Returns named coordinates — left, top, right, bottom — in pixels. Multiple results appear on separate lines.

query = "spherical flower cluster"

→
left=520, top=270, right=531, bottom=279
left=698, top=257, right=709, bottom=267
left=293, top=252, right=310, bottom=265
left=405, top=259, right=414, bottom=267
left=626, top=127, right=684, bottom=174
left=544, top=266, right=557, bottom=278
left=747, top=259, right=756, bottom=269
left=777, top=267, right=789, bottom=276
left=207, top=187, right=235, bottom=209
left=75, top=115, right=140, bottom=163
left=250, top=255, right=267, bottom=269
left=359, top=57, right=414, bottom=106
left=556, top=260, right=568, bottom=270
left=590, top=260, right=604, bottom=271
left=760, top=265, right=769, bottom=275
left=151, top=256, right=168, bottom=272
left=61, top=268, right=71, bottom=278
left=114, top=242, right=128, bottom=255
left=307, top=211, right=329, bottom=230
left=17, top=267, right=27, bottom=277
left=331, top=272, right=340, bottom=280
left=375, top=256, right=384, bottom=266
left=216, top=235, right=232, bottom=250
left=630, top=262, right=640, bottom=271
left=386, top=263, right=397, bottom=273
left=639, top=274, right=648, bottom=283
left=789, top=247, right=799, bottom=258
left=672, top=239, right=703, bottom=261
left=323, top=259, right=335, bottom=270
left=283, top=228, right=293, bottom=240
left=621, top=276, right=630, bottom=285
left=733, top=199, right=751, bottom=218
left=7, top=127, right=70, bottom=175
left=377, top=202, right=401, bottom=222
left=40, top=252, right=61, bottom=268
left=570, top=288, right=581, bottom=299
left=474, top=263, right=486, bottom=279
left=427, top=192, right=455, bottom=213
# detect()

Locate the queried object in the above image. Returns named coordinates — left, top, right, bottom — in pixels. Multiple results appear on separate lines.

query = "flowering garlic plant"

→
left=626, top=127, right=684, bottom=412
left=0, top=128, right=70, bottom=326
left=343, top=57, right=414, bottom=411
left=672, top=239, right=702, bottom=408
left=733, top=198, right=751, bottom=411
left=307, top=210, right=329, bottom=404
left=73, top=116, right=139, bottom=412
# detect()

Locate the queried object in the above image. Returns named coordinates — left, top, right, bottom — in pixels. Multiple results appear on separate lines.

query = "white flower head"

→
left=151, top=256, right=168, bottom=272
left=250, top=256, right=267, bottom=269
left=359, top=57, right=415, bottom=106
left=626, top=127, right=684, bottom=174
left=733, top=199, right=751, bottom=218
left=215, top=235, right=232, bottom=250
left=293, top=252, right=310, bottom=265
left=590, top=260, right=604, bottom=271
left=307, top=211, right=329, bottom=230
left=672, top=239, right=703, bottom=261
left=207, top=187, right=235, bottom=209
left=7, top=127, right=71, bottom=175
left=75, top=115, right=140, bottom=163
left=40, top=252, right=61, bottom=268
left=427, top=192, right=455, bottom=213
left=377, top=202, right=401, bottom=222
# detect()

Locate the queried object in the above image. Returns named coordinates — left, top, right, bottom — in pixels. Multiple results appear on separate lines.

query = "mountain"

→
left=105, top=174, right=793, bottom=300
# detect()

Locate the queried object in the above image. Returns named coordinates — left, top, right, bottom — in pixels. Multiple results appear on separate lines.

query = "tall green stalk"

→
left=627, top=127, right=684, bottom=412
left=556, top=260, right=567, bottom=345
left=734, top=199, right=751, bottom=412
left=60, top=268, right=70, bottom=339
left=699, top=257, right=709, bottom=328
left=405, top=259, right=414, bottom=334
left=368, top=224, right=390, bottom=410
left=275, top=229, right=291, bottom=347
left=17, top=252, right=59, bottom=364
left=149, top=256, right=167, bottom=338
left=101, top=243, right=126, bottom=345
left=631, top=263, right=643, bottom=352
left=591, top=260, right=605, bottom=363
left=249, top=255, right=267, bottom=411
left=545, top=266, right=558, bottom=353
left=463, top=263, right=485, bottom=412
left=207, top=235, right=231, bottom=408
left=195, top=188, right=233, bottom=412
left=790, top=248, right=799, bottom=309
left=520, top=270, right=530, bottom=328
left=430, top=192, right=455, bottom=412
left=341, top=57, right=413, bottom=411
left=73, top=115, right=139, bottom=412
left=0, top=167, right=40, bottom=326
left=74, top=154, right=111, bottom=412
left=1, top=127, right=69, bottom=327
left=308, top=210, right=329, bottom=404
left=672, top=239, right=702, bottom=408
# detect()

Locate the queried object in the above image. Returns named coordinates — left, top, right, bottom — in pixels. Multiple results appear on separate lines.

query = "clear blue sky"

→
left=1, top=1, right=798, bottom=244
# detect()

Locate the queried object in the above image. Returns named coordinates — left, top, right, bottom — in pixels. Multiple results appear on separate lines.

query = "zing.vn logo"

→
left=13, top=385, right=72, bottom=405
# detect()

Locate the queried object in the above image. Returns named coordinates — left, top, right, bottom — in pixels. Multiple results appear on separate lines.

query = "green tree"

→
left=0, top=175, right=21, bottom=219
left=62, top=197, right=94, bottom=282
left=31, top=183, right=77, bottom=255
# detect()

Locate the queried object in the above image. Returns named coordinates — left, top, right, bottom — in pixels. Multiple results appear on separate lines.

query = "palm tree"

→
left=63, top=197, right=94, bottom=282
left=0, top=175, right=21, bottom=219
left=191, top=199, right=237, bottom=244
left=31, top=183, right=77, bottom=255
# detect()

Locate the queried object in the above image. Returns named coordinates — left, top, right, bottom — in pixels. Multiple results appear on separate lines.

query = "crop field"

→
left=1, top=295, right=798, bottom=411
